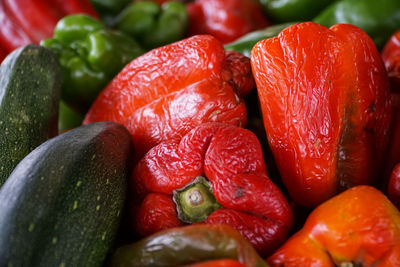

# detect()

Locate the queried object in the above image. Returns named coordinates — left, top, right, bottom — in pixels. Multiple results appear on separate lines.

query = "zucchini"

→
left=0, top=121, right=134, bottom=267
left=0, top=44, right=62, bottom=186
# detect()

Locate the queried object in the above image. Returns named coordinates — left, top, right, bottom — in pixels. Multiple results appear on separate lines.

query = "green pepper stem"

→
left=173, top=176, right=221, bottom=224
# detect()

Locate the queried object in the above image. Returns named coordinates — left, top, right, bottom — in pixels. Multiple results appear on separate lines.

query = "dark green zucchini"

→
left=0, top=44, right=62, bottom=186
left=0, top=121, right=134, bottom=267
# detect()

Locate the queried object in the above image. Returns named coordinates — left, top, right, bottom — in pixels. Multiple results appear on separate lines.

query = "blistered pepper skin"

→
left=268, top=186, right=400, bottom=267
left=84, top=35, right=253, bottom=157
left=251, top=22, right=391, bottom=207
left=131, top=123, right=293, bottom=256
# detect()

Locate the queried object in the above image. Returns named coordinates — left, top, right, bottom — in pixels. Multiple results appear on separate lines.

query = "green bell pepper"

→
left=113, top=1, right=189, bottom=49
left=224, top=22, right=297, bottom=57
left=58, top=100, right=84, bottom=133
left=110, top=224, right=268, bottom=267
left=90, top=0, right=132, bottom=27
left=41, top=14, right=144, bottom=112
left=259, top=0, right=334, bottom=23
left=313, top=0, right=400, bottom=49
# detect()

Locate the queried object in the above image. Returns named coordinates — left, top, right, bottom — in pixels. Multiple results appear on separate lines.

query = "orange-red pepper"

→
left=267, top=185, right=400, bottom=266
left=251, top=22, right=391, bottom=207
left=84, top=35, right=254, bottom=157
left=131, top=122, right=293, bottom=256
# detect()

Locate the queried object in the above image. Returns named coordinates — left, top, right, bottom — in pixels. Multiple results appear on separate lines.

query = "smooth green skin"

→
left=42, top=14, right=144, bottom=112
left=224, top=22, right=297, bottom=57
left=313, top=0, right=400, bottom=49
left=114, top=1, right=189, bottom=49
left=110, top=224, right=269, bottom=267
left=173, top=177, right=222, bottom=223
left=0, top=45, right=62, bottom=187
left=91, top=0, right=131, bottom=15
left=58, top=100, right=83, bottom=133
left=260, top=0, right=334, bottom=23
left=0, top=121, right=134, bottom=267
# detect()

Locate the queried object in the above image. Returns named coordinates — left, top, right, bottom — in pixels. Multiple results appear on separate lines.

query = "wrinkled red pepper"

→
left=268, top=186, right=400, bottom=266
left=251, top=22, right=391, bottom=207
left=186, top=0, right=269, bottom=44
left=382, top=30, right=400, bottom=92
left=130, top=122, right=293, bottom=256
left=84, top=35, right=254, bottom=157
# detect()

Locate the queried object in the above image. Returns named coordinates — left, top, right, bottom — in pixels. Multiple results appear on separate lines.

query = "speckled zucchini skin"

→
left=0, top=45, right=62, bottom=186
left=0, top=121, right=134, bottom=267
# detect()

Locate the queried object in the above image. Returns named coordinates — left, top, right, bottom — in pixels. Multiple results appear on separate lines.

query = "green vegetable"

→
left=224, top=22, right=297, bottom=57
left=58, top=100, right=84, bottom=133
left=91, top=0, right=131, bottom=26
left=0, top=45, right=62, bottom=187
left=113, top=1, right=189, bottom=49
left=260, top=0, right=333, bottom=23
left=313, top=0, right=400, bottom=49
left=111, top=224, right=268, bottom=267
left=0, top=121, right=134, bottom=267
left=42, top=14, right=144, bottom=113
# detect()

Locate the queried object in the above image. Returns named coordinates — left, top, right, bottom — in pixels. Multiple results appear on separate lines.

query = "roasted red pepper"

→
left=251, top=22, right=391, bottom=207
left=130, top=122, right=293, bottom=256
left=186, top=0, right=269, bottom=44
left=268, top=185, right=400, bottom=266
left=84, top=35, right=254, bottom=157
left=382, top=30, right=400, bottom=92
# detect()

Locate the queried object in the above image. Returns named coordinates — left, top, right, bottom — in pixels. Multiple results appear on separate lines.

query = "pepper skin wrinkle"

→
left=131, top=123, right=293, bottom=256
left=84, top=35, right=253, bottom=157
left=251, top=22, right=391, bottom=207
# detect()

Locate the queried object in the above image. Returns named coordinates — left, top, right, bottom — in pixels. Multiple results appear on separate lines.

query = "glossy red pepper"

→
left=51, top=0, right=99, bottom=19
left=382, top=30, right=400, bottom=93
left=4, top=0, right=62, bottom=44
left=0, top=0, right=32, bottom=54
left=84, top=35, right=254, bottom=157
left=131, top=122, right=293, bottom=256
left=268, top=186, right=400, bottom=266
left=389, top=163, right=400, bottom=209
left=251, top=22, right=391, bottom=207
left=186, top=0, right=269, bottom=44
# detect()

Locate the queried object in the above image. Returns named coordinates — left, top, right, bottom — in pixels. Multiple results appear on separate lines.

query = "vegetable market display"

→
left=0, top=1, right=400, bottom=267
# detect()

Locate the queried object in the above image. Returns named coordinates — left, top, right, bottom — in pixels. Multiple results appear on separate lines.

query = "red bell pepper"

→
left=84, top=35, right=254, bottom=157
left=130, top=122, right=293, bottom=256
left=382, top=30, right=400, bottom=93
left=0, top=0, right=32, bottom=53
left=186, top=0, right=269, bottom=44
left=251, top=22, right=391, bottom=207
left=50, top=0, right=99, bottom=19
left=4, top=0, right=62, bottom=44
left=389, top=163, right=400, bottom=209
left=268, top=186, right=400, bottom=266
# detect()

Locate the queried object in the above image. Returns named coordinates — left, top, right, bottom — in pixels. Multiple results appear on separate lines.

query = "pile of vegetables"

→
left=1, top=0, right=400, bottom=266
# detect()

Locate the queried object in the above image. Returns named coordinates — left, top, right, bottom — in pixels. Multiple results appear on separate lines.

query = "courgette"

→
left=0, top=44, right=62, bottom=186
left=0, top=121, right=134, bottom=267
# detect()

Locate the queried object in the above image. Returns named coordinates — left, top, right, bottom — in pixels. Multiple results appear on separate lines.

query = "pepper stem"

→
left=173, top=176, right=221, bottom=223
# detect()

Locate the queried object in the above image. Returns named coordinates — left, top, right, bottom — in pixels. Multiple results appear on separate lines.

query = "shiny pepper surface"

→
left=251, top=22, right=391, bottom=207
left=268, top=186, right=400, bottom=266
left=84, top=35, right=254, bottom=157
left=382, top=30, right=400, bottom=92
left=186, top=0, right=269, bottom=44
left=131, top=122, right=293, bottom=256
